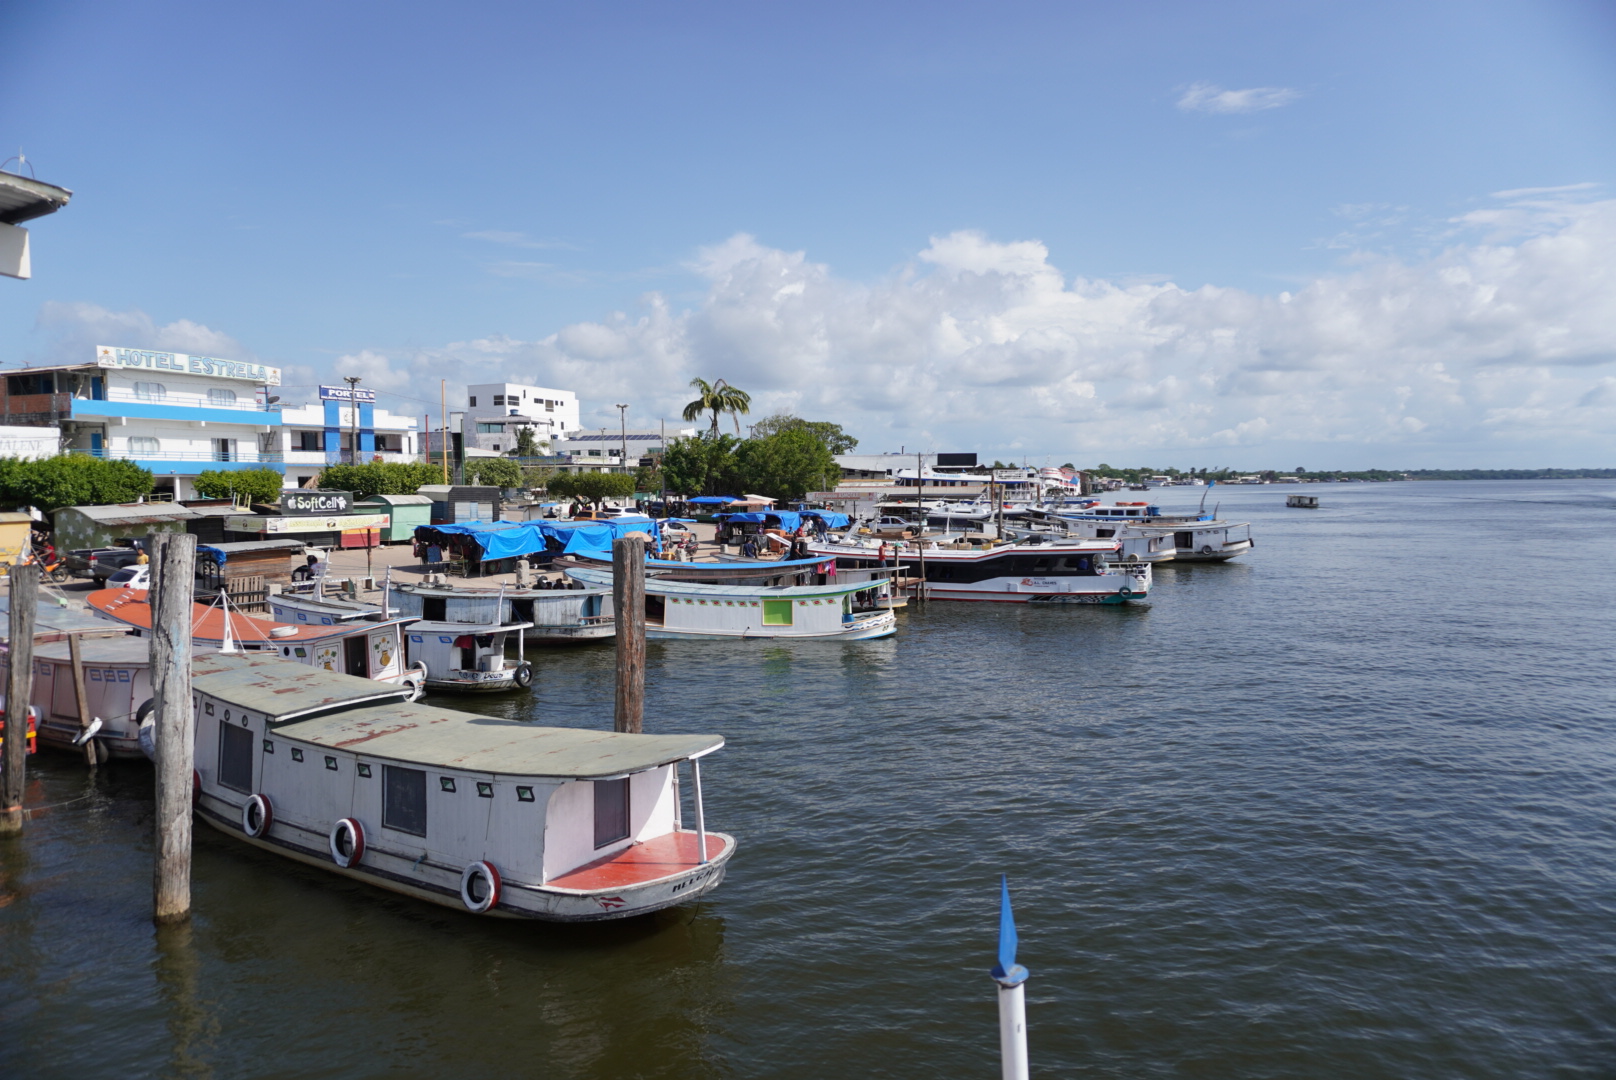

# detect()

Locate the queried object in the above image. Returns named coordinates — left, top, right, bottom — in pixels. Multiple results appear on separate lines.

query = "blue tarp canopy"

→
left=720, top=510, right=847, bottom=531
left=418, top=517, right=660, bottom=560
left=686, top=495, right=739, bottom=504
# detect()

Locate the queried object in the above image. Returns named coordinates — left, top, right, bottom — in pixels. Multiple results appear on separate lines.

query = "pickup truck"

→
left=65, top=539, right=145, bottom=584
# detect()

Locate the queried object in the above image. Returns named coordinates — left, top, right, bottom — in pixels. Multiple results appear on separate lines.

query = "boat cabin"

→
left=404, top=620, right=535, bottom=691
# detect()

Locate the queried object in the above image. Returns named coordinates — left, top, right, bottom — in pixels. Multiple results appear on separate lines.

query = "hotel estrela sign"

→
left=95, top=345, right=281, bottom=386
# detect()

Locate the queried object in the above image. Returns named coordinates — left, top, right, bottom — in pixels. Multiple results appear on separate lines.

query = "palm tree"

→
left=682, top=377, right=752, bottom=437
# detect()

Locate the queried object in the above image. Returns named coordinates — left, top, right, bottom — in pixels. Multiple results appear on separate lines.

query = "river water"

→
left=3, top=480, right=1614, bottom=1078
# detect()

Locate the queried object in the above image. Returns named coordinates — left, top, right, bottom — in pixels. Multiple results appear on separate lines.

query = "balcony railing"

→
left=89, top=388, right=281, bottom=412
left=67, top=448, right=284, bottom=464
left=0, top=392, right=73, bottom=424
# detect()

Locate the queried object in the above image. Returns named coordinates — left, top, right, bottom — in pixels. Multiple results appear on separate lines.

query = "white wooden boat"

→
left=404, top=620, right=535, bottom=692
left=806, top=536, right=1150, bottom=603
left=190, top=654, right=734, bottom=920
left=85, top=587, right=428, bottom=699
left=1053, top=503, right=1255, bottom=563
left=392, top=582, right=616, bottom=645
left=11, top=636, right=152, bottom=760
left=1286, top=494, right=1319, bottom=508
left=562, top=565, right=897, bottom=640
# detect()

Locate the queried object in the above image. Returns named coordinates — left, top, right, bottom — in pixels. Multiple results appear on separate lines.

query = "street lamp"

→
left=343, top=376, right=362, bottom=465
left=616, top=403, right=629, bottom=474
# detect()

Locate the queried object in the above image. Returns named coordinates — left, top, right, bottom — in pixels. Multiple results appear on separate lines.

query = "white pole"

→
left=996, top=980, right=1029, bottom=1080
left=691, top=757, right=707, bottom=864
left=991, top=875, right=1030, bottom=1080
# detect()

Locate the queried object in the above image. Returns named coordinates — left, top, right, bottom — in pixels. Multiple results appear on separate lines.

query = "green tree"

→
left=681, top=377, right=752, bottom=436
left=729, top=428, right=837, bottom=501
left=0, top=454, right=153, bottom=511
left=510, top=427, right=542, bottom=458
left=193, top=468, right=284, bottom=504
left=548, top=471, right=636, bottom=507
left=750, top=413, right=859, bottom=454
left=633, top=464, right=661, bottom=492
left=317, top=462, right=442, bottom=499
left=463, top=457, right=522, bottom=488
left=661, top=434, right=739, bottom=495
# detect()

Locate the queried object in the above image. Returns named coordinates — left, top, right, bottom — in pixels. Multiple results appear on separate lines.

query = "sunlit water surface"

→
left=3, top=480, right=1614, bottom=1078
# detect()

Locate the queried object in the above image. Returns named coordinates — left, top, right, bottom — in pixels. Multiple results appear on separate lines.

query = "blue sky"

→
left=3, top=0, right=1614, bottom=467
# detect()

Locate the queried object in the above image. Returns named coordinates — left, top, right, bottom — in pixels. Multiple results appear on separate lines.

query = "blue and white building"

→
left=0, top=348, right=420, bottom=498
left=1, top=345, right=285, bottom=500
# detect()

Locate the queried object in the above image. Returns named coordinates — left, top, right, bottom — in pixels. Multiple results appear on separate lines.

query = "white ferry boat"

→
left=190, top=654, right=735, bottom=920
left=561, top=565, right=898, bottom=640
left=1053, top=502, right=1255, bottom=563
left=807, top=536, right=1150, bottom=604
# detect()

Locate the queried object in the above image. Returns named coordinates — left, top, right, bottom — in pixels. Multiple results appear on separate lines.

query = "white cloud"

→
left=1177, top=82, right=1300, bottom=115
left=30, top=302, right=250, bottom=365
left=28, top=191, right=1616, bottom=466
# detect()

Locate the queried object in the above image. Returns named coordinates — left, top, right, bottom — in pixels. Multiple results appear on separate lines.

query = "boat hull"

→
left=1165, top=539, right=1253, bottom=563
left=197, top=800, right=734, bottom=921
left=527, top=623, right=616, bottom=644
left=645, top=611, right=896, bottom=640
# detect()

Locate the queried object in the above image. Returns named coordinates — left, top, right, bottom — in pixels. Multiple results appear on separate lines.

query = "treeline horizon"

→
left=1081, top=465, right=1616, bottom=483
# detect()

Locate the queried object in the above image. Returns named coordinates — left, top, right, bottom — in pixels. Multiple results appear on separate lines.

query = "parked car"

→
left=65, top=539, right=144, bottom=584
left=102, top=564, right=150, bottom=590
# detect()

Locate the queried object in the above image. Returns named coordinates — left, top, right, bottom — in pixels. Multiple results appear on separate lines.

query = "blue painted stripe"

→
left=70, top=400, right=282, bottom=426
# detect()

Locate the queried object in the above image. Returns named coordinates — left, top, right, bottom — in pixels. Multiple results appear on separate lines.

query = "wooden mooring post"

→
left=150, top=532, right=197, bottom=924
left=612, top=534, right=646, bottom=734
left=0, top=563, right=39, bottom=835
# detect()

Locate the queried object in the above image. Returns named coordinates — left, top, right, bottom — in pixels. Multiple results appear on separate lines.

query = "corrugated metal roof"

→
left=357, top=494, right=432, bottom=506
left=193, top=655, right=720, bottom=776
left=59, top=503, right=198, bottom=525
left=0, top=171, right=73, bottom=225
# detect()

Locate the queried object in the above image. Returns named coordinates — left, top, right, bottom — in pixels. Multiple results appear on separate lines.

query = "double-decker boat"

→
left=806, top=535, right=1150, bottom=604
left=189, top=654, right=734, bottom=920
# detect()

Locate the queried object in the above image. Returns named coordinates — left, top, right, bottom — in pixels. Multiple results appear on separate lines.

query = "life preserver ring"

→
left=242, top=793, right=273, bottom=838
left=1199, top=545, right=1214, bottom=555
left=1119, top=586, right=1133, bottom=596
left=460, top=861, right=501, bottom=913
left=512, top=662, right=534, bottom=689
left=329, top=818, right=365, bottom=868
left=136, top=699, right=156, bottom=761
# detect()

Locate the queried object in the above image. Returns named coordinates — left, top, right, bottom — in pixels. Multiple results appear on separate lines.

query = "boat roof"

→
left=562, top=564, right=872, bottom=598
left=193, top=655, right=720, bottom=776
left=406, top=619, right=535, bottom=633
left=396, top=582, right=611, bottom=599
left=0, top=596, right=131, bottom=639
left=86, top=588, right=416, bottom=644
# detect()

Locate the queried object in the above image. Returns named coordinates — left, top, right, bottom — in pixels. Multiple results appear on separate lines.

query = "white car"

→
left=102, top=564, right=150, bottom=589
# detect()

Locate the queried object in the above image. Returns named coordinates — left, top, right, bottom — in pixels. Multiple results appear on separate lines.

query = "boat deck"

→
left=548, top=831, right=727, bottom=891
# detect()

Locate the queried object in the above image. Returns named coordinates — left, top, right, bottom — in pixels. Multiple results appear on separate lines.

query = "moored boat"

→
left=190, top=654, right=734, bottom=920
left=86, top=587, right=428, bottom=699
left=806, top=535, right=1150, bottom=603
left=561, top=565, right=898, bottom=639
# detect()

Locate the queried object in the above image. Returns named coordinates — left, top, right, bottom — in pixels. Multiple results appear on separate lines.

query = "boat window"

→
left=476, top=782, right=494, bottom=798
left=262, top=740, right=274, bottom=753
left=440, top=776, right=457, bottom=792
left=594, top=778, right=630, bottom=848
left=324, top=756, right=338, bottom=771
left=423, top=597, right=447, bottom=620
left=218, top=721, right=254, bottom=793
left=290, top=747, right=304, bottom=762
left=516, top=786, right=535, bottom=802
left=762, top=599, right=794, bottom=626
left=383, top=766, right=428, bottom=836
left=357, top=763, right=372, bottom=778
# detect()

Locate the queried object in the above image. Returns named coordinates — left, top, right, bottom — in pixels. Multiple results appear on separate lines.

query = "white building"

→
left=463, top=382, right=579, bottom=454
left=550, top=426, right=697, bottom=469
left=277, top=384, right=419, bottom=489
left=2, top=346, right=284, bottom=500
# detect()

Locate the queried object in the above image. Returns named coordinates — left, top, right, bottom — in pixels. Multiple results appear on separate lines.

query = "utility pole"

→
left=344, top=376, right=362, bottom=465
left=440, top=380, right=449, bottom=485
left=0, top=562, right=38, bottom=835
left=616, top=403, right=629, bottom=478
left=612, top=534, right=646, bottom=733
left=149, top=532, right=197, bottom=924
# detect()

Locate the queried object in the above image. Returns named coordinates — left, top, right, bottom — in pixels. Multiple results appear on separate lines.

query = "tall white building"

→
left=462, top=382, right=579, bottom=454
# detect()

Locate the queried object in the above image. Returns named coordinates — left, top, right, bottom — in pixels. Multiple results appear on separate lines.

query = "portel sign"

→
left=95, top=345, right=282, bottom=386
left=281, top=490, right=354, bottom=515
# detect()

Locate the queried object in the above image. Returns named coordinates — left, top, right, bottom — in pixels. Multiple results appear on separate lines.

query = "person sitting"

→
left=741, top=535, right=759, bottom=559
